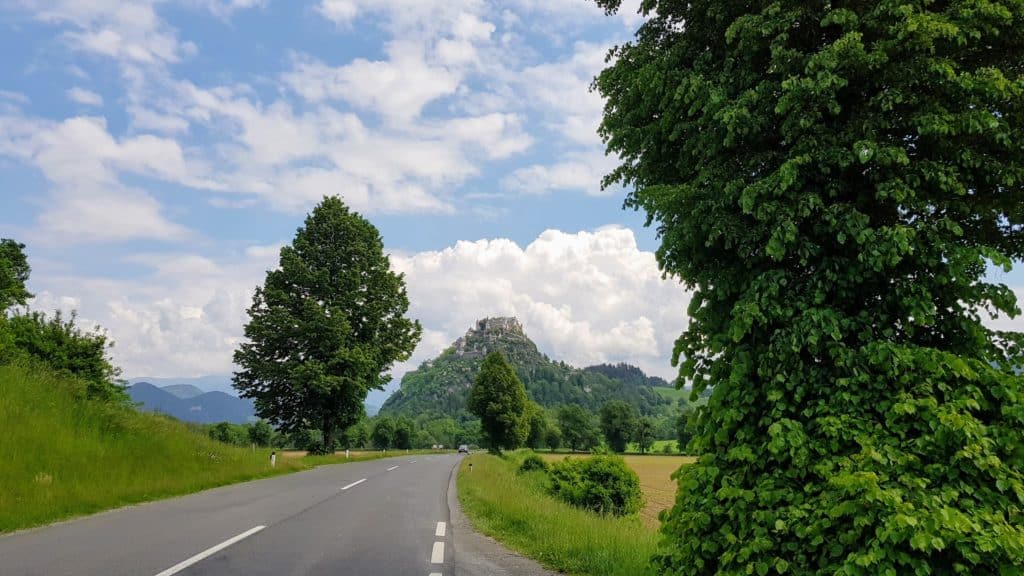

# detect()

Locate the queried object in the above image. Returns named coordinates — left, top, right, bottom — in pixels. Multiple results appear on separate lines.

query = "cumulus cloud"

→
left=27, top=228, right=689, bottom=382
left=392, top=227, right=689, bottom=379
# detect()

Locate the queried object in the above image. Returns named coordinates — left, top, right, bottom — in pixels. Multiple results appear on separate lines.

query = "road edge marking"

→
left=341, top=478, right=367, bottom=490
left=431, top=541, right=445, bottom=564
left=435, top=521, right=446, bottom=537
left=153, top=525, right=265, bottom=576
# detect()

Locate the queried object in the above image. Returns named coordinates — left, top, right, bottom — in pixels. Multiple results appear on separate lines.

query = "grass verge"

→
left=0, top=361, right=423, bottom=533
left=457, top=451, right=658, bottom=576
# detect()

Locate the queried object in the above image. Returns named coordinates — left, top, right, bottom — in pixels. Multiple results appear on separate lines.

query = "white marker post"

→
left=270, top=451, right=276, bottom=467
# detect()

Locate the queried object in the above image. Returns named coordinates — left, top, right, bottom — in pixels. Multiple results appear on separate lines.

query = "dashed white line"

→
left=387, top=465, right=399, bottom=471
left=341, top=478, right=367, bottom=490
left=435, top=522, right=446, bottom=537
left=431, top=541, right=445, bottom=564
left=153, top=525, right=265, bottom=576
left=429, top=573, right=442, bottom=576
left=410, top=460, right=417, bottom=463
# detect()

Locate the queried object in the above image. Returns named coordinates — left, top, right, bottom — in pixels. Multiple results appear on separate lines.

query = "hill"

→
left=128, top=382, right=257, bottom=424
left=0, top=361, right=307, bottom=532
left=161, top=384, right=205, bottom=399
left=379, top=317, right=672, bottom=420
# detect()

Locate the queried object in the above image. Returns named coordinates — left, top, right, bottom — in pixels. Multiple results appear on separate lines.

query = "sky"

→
left=1, top=1, right=1021, bottom=404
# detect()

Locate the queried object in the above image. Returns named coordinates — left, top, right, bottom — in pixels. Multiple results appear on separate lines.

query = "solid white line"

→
left=387, top=465, right=399, bottom=471
left=431, top=541, right=445, bottom=564
left=154, top=525, right=265, bottom=576
left=341, top=478, right=367, bottom=490
left=435, top=521, right=446, bottom=537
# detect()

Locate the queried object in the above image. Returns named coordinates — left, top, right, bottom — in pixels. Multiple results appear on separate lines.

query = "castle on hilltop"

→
left=452, top=317, right=527, bottom=358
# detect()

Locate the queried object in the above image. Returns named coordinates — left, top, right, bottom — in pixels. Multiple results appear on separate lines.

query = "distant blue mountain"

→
left=161, top=384, right=205, bottom=399
left=127, top=378, right=383, bottom=423
left=128, top=382, right=256, bottom=424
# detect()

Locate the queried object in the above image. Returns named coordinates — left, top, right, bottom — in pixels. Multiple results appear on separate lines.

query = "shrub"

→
left=660, top=442, right=674, bottom=454
left=548, top=455, right=642, bottom=517
left=518, top=453, right=549, bottom=474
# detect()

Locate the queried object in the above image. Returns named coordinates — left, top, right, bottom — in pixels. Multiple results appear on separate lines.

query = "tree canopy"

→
left=467, top=351, right=530, bottom=453
left=0, top=239, right=32, bottom=311
left=557, top=404, right=600, bottom=452
left=599, top=399, right=637, bottom=453
left=233, top=196, right=421, bottom=455
left=596, top=0, right=1024, bottom=572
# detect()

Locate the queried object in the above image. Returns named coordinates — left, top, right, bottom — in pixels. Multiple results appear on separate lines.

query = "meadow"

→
left=0, top=361, right=409, bottom=533
left=541, top=453, right=694, bottom=529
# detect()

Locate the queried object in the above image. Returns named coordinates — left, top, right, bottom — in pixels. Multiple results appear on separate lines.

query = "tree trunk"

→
left=321, top=421, right=335, bottom=456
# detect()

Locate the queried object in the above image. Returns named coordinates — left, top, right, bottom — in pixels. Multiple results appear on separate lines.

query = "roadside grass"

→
left=458, top=451, right=658, bottom=576
left=0, top=361, right=427, bottom=533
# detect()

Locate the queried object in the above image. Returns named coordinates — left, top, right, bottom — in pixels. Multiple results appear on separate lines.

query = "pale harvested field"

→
left=542, top=453, right=695, bottom=529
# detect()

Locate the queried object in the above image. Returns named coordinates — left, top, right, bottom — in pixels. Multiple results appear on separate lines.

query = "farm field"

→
left=542, top=453, right=695, bottom=529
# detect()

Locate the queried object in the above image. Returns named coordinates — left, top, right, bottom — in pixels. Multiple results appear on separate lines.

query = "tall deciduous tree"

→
left=596, top=0, right=1024, bottom=572
left=234, top=196, right=421, bottom=455
left=557, top=404, right=600, bottom=452
left=633, top=417, right=655, bottom=454
left=599, top=400, right=637, bottom=453
left=0, top=239, right=32, bottom=311
left=467, top=351, right=530, bottom=454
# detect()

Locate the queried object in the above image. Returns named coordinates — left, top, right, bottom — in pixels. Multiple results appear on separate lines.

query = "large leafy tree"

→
left=599, top=399, right=638, bottom=453
left=557, top=404, right=600, bottom=452
left=467, top=351, right=530, bottom=453
left=234, top=196, right=421, bottom=455
left=0, top=239, right=32, bottom=311
left=596, top=0, right=1024, bottom=573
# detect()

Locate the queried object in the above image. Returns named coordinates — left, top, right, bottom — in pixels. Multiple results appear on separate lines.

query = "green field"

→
left=0, top=361, right=396, bottom=533
left=457, top=452, right=658, bottom=576
left=652, top=386, right=686, bottom=401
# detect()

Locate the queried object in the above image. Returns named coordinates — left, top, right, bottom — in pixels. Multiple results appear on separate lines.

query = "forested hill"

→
left=379, top=317, right=672, bottom=420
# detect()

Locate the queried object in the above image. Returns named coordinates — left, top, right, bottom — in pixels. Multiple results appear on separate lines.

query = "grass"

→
left=458, top=451, right=659, bottom=576
left=0, top=361, right=420, bottom=533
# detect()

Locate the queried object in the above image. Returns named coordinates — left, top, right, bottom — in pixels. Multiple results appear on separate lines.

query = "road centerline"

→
left=341, top=478, right=367, bottom=490
left=153, top=525, right=265, bottom=576
left=435, top=522, right=446, bottom=537
left=387, top=465, right=400, bottom=471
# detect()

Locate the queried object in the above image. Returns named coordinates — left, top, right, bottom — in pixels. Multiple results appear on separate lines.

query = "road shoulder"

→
left=446, top=458, right=556, bottom=576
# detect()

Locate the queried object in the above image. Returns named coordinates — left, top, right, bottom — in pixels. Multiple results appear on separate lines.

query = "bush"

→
left=548, top=455, right=642, bottom=517
left=518, top=453, right=549, bottom=474
left=660, top=442, right=674, bottom=454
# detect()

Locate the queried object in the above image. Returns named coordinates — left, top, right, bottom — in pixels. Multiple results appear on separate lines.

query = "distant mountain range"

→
left=128, top=382, right=257, bottom=424
left=380, top=317, right=676, bottom=419
left=127, top=377, right=381, bottom=423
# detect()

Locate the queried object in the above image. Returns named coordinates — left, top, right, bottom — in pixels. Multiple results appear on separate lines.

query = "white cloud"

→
left=66, top=87, right=103, bottom=106
left=504, top=149, right=618, bottom=195
left=393, top=227, right=690, bottom=379
left=25, top=0, right=194, bottom=64
left=26, top=228, right=689, bottom=382
left=0, top=115, right=205, bottom=242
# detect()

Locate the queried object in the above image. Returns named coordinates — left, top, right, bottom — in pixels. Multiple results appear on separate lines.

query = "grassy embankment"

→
left=458, top=451, right=666, bottom=576
left=0, top=361, right=414, bottom=533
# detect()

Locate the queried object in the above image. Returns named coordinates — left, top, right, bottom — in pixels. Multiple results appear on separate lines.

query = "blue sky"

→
left=1, top=1, right=1021, bottom=403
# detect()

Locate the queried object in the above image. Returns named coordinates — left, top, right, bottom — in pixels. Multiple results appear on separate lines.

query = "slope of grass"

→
left=0, top=361, right=390, bottom=533
left=457, top=451, right=658, bottom=576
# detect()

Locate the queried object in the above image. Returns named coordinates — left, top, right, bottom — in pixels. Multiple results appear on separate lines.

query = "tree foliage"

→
left=4, top=310, right=125, bottom=402
left=0, top=239, right=32, bottom=311
left=467, top=351, right=530, bottom=453
left=233, top=196, right=421, bottom=455
left=371, top=416, right=394, bottom=450
left=633, top=417, right=655, bottom=454
left=557, top=404, right=600, bottom=452
left=596, top=0, right=1024, bottom=572
left=599, top=400, right=638, bottom=453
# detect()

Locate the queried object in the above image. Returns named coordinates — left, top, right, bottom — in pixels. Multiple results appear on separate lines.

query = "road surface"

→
left=0, top=453, right=476, bottom=576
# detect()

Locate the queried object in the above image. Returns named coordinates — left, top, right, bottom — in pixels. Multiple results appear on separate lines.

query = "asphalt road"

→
left=0, top=453, right=468, bottom=576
